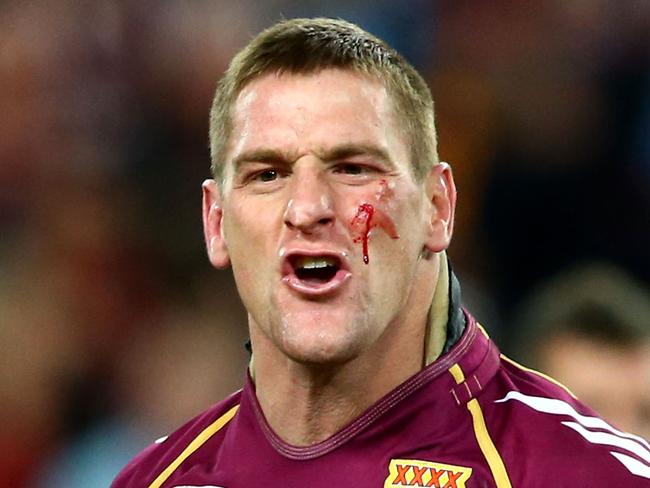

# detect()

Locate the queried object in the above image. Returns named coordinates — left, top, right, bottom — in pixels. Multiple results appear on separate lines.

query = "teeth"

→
left=295, top=256, right=337, bottom=269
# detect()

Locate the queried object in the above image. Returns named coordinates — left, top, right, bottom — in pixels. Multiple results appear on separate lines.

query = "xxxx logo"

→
left=384, top=459, right=472, bottom=488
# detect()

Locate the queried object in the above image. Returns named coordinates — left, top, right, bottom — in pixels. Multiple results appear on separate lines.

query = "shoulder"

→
left=487, top=354, right=650, bottom=483
left=111, top=390, right=242, bottom=488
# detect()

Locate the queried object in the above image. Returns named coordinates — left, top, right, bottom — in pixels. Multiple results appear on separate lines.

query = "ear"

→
left=202, top=179, right=230, bottom=268
left=423, top=162, right=457, bottom=253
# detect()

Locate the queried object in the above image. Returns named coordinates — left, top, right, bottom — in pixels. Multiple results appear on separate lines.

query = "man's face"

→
left=203, top=69, right=451, bottom=365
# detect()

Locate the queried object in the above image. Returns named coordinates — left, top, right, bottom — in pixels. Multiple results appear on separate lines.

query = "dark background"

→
left=1, top=1, right=648, bottom=485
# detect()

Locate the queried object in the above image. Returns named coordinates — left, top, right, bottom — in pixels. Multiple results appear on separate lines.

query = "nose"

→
left=283, top=164, right=335, bottom=234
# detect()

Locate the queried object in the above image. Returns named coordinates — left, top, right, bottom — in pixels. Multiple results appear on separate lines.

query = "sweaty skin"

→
left=202, top=70, right=455, bottom=446
left=350, top=179, right=399, bottom=264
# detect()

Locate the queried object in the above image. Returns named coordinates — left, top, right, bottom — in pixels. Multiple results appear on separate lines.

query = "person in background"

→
left=510, top=262, right=650, bottom=440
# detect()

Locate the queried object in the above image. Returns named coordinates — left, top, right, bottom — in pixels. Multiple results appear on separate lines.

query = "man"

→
left=113, top=18, right=649, bottom=487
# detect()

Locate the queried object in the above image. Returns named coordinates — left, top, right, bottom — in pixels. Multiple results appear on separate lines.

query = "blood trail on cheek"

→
left=351, top=203, right=375, bottom=264
left=350, top=201, right=399, bottom=265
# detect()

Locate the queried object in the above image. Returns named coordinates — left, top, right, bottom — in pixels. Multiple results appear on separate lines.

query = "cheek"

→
left=223, top=202, right=269, bottom=262
left=347, top=180, right=403, bottom=264
left=349, top=203, right=399, bottom=240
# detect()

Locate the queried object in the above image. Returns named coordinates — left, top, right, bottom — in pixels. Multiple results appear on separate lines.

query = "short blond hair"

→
left=209, top=18, right=438, bottom=184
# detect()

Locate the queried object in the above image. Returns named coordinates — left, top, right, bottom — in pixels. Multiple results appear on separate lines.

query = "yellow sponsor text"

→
left=384, top=458, right=472, bottom=488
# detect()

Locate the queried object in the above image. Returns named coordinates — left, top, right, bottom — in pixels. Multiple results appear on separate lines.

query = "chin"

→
left=276, top=310, right=369, bottom=366
left=284, top=339, right=360, bottom=366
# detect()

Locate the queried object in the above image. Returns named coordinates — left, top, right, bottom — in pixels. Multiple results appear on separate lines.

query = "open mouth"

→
left=282, top=252, right=350, bottom=295
left=291, top=255, right=341, bottom=285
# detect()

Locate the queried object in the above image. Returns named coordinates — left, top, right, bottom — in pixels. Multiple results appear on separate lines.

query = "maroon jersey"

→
left=112, top=310, right=650, bottom=487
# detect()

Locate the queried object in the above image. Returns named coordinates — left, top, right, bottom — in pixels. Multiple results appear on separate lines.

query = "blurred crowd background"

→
left=1, top=1, right=649, bottom=486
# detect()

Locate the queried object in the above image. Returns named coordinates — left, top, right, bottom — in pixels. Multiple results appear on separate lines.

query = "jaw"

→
left=252, top=250, right=423, bottom=368
left=264, top=292, right=373, bottom=366
left=248, top=275, right=430, bottom=399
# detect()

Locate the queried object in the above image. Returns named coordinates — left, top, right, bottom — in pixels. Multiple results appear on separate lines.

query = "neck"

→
left=250, top=254, right=448, bottom=446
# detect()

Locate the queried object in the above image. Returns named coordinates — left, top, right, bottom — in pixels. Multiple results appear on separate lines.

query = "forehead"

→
left=226, top=69, right=406, bottom=167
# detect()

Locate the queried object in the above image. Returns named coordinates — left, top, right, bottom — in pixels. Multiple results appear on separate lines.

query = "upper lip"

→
left=280, top=247, right=350, bottom=277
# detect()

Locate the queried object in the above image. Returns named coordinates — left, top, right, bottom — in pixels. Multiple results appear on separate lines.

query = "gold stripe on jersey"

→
left=449, top=364, right=512, bottom=488
left=474, top=322, right=577, bottom=399
left=148, top=404, right=239, bottom=488
left=499, top=353, right=578, bottom=399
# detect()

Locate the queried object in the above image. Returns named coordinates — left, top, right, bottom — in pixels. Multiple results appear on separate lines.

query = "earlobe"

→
left=202, top=179, right=231, bottom=268
left=424, top=162, right=457, bottom=253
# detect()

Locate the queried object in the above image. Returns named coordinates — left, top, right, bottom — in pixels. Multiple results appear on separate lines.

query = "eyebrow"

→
left=232, top=149, right=288, bottom=168
left=320, top=143, right=393, bottom=166
left=232, top=143, right=394, bottom=169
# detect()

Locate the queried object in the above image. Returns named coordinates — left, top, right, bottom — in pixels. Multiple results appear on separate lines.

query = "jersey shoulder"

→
left=111, top=390, right=242, bottom=488
left=489, top=354, right=650, bottom=483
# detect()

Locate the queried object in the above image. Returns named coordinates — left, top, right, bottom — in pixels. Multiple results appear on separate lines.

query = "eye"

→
left=334, top=163, right=367, bottom=175
left=250, top=168, right=284, bottom=183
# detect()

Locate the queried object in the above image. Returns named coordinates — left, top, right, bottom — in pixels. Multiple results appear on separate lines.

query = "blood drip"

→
left=351, top=203, right=375, bottom=264
left=350, top=202, right=399, bottom=264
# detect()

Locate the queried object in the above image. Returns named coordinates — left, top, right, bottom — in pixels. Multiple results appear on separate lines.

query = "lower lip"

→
left=282, top=269, right=352, bottom=296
